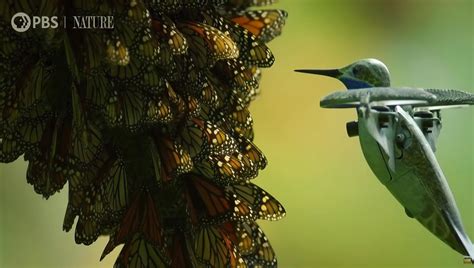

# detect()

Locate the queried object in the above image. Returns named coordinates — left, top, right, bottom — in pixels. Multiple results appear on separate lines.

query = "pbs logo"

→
left=11, top=12, right=31, bottom=32
left=11, top=12, right=58, bottom=32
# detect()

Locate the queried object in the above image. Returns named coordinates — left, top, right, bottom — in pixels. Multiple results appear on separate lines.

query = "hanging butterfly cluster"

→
left=0, top=0, right=286, bottom=267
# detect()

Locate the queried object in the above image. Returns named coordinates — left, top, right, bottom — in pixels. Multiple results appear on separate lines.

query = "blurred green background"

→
left=1, top=0, right=473, bottom=267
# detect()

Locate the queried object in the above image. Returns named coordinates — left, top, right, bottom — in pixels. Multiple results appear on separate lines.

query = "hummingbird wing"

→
left=442, top=210, right=474, bottom=263
left=417, top=88, right=474, bottom=110
left=320, top=87, right=435, bottom=108
left=395, top=106, right=474, bottom=258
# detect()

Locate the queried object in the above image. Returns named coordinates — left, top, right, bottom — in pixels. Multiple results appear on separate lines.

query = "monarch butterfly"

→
left=177, top=118, right=237, bottom=161
left=81, top=31, right=106, bottom=73
left=227, top=182, right=285, bottom=221
left=104, top=89, right=147, bottom=131
left=62, top=170, right=87, bottom=232
left=105, top=158, right=129, bottom=213
left=101, top=190, right=166, bottom=262
left=202, top=73, right=233, bottom=111
left=151, top=135, right=193, bottom=182
left=184, top=174, right=284, bottom=225
left=172, top=57, right=209, bottom=96
left=234, top=66, right=263, bottom=107
left=70, top=116, right=104, bottom=168
left=228, top=107, right=254, bottom=140
left=131, top=31, right=162, bottom=65
left=65, top=144, right=114, bottom=231
left=193, top=104, right=255, bottom=143
left=0, top=82, right=17, bottom=123
left=73, top=151, right=128, bottom=245
left=195, top=150, right=259, bottom=185
left=115, top=18, right=149, bottom=52
left=12, top=104, right=54, bottom=148
left=184, top=173, right=254, bottom=225
left=175, top=119, right=206, bottom=160
left=114, top=233, right=170, bottom=268
left=18, top=57, right=54, bottom=110
left=169, top=233, right=193, bottom=268
left=73, top=181, right=113, bottom=245
left=71, top=84, right=103, bottom=166
left=25, top=116, right=73, bottom=198
left=74, top=187, right=112, bottom=245
left=164, top=81, right=187, bottom=120
left=117, top=191, right=164, bottom=246
left=152, top=16, right=188, bottom=55
left=192, top=223, right=246, bottom=268
left=213, top=59, right=258, bottom=91
left=120, top=0, right=149, bottom=27
left=202, top=11, right=275, bottom=67
left=84, top=72, right=113, bottom=110
left=155, top=40, right=177, bottom=73
left=145, top=95, right=173, bottom=125
left=199, top=78, right=220, bottom=107
left=236, top=221, right=277, bottom=267
left=242, top=40, right=275, bottom=68
left=179, top=22, right=239, bottom=68
left=139, top=65, right=166, bottom=95
left=232, top=10, right=288, bottom=43
left=106, top=38, right=132, bottom=67
left=26, top=158, right=68, bottom=198
left=186, top=95, right=201, bottom=119
left=200, top=75, right=242, bottom=114
left=237, top=135, right=267, bottom=169
left=0, top=128, right=25, bottom=163
left=235, top=222, right=255, bottom=256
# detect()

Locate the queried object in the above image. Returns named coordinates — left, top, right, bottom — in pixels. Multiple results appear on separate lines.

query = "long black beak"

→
left=294, top=69, right=342, bottom=78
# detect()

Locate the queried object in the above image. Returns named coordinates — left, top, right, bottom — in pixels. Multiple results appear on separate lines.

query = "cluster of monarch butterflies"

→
left=0, top=0, right=287, bottom=267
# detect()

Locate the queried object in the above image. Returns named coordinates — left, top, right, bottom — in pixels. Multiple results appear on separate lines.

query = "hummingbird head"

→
left=295, top=58, right=391, bottom=89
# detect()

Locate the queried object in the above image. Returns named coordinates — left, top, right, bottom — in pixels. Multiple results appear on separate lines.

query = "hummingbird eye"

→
left=352, top=64, right=369, bottom=78
left=352, top=66, right=361, bottom=76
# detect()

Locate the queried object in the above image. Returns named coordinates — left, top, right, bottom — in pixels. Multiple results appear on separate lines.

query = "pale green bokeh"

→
left=1, top=0, right=473, bottom=267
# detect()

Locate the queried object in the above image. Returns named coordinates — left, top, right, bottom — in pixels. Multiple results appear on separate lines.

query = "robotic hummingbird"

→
left=296, top=59, right=474, bottom=264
